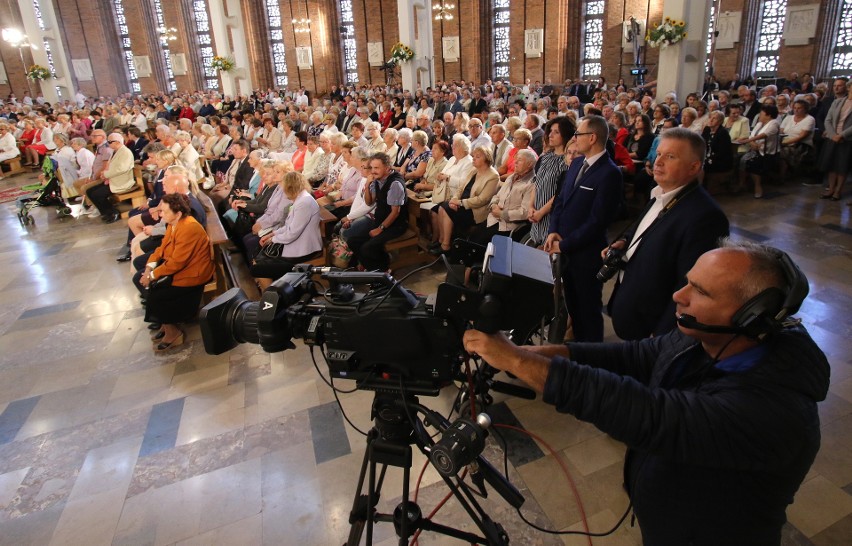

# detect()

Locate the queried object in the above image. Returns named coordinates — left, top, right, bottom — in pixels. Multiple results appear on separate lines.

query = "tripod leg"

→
left=347, top=429, right=378, bottom=546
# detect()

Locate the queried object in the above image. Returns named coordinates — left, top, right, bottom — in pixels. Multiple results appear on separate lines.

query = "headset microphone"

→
left=676, top=314, right=745, bottom=335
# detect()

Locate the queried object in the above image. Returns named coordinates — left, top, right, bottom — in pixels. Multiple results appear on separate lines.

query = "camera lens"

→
left=199, top=288, right=260, bottom=355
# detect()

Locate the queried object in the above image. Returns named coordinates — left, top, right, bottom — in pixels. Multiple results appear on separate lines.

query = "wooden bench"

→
left=113, top=166, right=148, bottom=218
left=383, top=191, right=433, bottom=271
left=1, top=156, right=27, bottom=177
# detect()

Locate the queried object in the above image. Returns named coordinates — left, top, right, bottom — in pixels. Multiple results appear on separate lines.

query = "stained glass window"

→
left=193, top=0, right=218, bottom=90
left=112, top=0, right=140, bottom=93
left=754, top=0, right=787, bottom=77
left=339, top=0, right=358, bottom=84
left=581, top=1, right=604, bottom=78
left=830, top=0, right=852, bottom=77
left=31, top=0, right=61, bottom=97
left=706, top=5, right=715, bottom=74
left=493, top=0, right=510, bottom=79
left=265, top=0, right=288, bottom=88
left=152, top=0, right=177, bottom=92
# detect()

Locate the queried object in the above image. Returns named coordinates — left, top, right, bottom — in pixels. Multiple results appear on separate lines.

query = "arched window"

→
left=339, top=0, right=358, bottom=84
left=193, top=0, right=218, bottom=91
left=264, top=0, right=288, bottom=88
left=830, top=0, right=852, bottom=77
left=581, top=1, right=604, bottom=78
left=754, top=0, right=787, bottom=78
left=493, top=0, right=510, bottom=79
left=111, top=0, right=140, bottom=93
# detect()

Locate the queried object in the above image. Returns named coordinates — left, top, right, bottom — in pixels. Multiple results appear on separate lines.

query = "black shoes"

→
left=116, top=244, right=131, bottom=262
left=103, top=212, right=121, bottom=224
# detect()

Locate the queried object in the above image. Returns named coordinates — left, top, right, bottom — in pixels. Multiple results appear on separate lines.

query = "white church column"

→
left=16, top=0, right=76, bottom=103
left=208, top=0, right=253, bottom=97
left=655, top=0, right=710, bottom=102
left=397, top=1, right=435, bottom=91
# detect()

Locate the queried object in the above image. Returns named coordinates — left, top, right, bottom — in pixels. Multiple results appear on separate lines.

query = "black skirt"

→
left=145, top=283, right=206, bottom=324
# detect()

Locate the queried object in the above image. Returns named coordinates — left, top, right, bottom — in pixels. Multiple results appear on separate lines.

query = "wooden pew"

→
left=113, top=165, right=148, bottom=218
left=1, top=156, right=27, bottom=177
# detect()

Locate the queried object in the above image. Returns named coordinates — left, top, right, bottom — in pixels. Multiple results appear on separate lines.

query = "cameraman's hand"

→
left=543, top=233, right=562, bottom=254
left=463, top=330, right=550, bottom=393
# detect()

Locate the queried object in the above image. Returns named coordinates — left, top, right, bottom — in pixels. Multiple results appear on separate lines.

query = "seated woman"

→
left=16, top=119, right=36, bottom=160
left=243, top=160, right=296, bottom=259
left=429, top=135, right=475, bottom=246
left=250, top=171, right=322, bottom=290
left=50, top=133, right=78, bottom=199
left=119, top=150, right=176, bottom=261
left=228, top=158, right=288, bottom=239
left=136, top=193, right=214, bottom=352
left=468, top=148, right=536, bottom=246
left=430, top=145, right=500, bottom=255
left=395, top=130, right=431, bottom=187
left=412, top=140, right=450, bottom=239
left=290, top=131, right=308, bottom=172
left=321, top=145, right=367, bottom=219
left=0, top=123, right=20, bottom=181
left=701, top=111, right=733, bottom=182
left=24, top=118, right=56, bottom=167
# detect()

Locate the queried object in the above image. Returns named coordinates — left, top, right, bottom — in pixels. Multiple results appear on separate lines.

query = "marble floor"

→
left=0, top=170, right=850, bottom=546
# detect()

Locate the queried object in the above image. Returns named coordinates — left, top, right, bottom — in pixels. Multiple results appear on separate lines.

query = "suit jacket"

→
left=608, top=184, right=729, bottom=340
left=824, top=97, right=852, bottom=140
left=102, top=145, right=136, bottom=193
left=530, top=127, right=545, bottom=156
left=549, top=154, right=623, bottom=258
left=129, top=137, right=149, bottom=161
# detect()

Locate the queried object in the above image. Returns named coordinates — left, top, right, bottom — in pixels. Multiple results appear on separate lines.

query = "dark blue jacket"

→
left=608, top=183, right=729, bottom=340
left=545, top=326, right=829, bottom=545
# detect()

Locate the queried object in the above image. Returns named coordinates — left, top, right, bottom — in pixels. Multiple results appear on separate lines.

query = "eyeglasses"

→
left=572, top=132, right=594, bottom=138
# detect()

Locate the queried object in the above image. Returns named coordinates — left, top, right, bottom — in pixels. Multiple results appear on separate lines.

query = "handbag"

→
left=233, top=209, right=255, bottom=237
left=328, top=236, right=352, bottom=268
left=260, top=242, right=285, bottom=260
left=149, top=274, right=173, bottom=289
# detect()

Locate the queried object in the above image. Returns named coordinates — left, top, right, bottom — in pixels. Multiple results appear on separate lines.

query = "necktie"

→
left=575, top=160, right=589, bottom=188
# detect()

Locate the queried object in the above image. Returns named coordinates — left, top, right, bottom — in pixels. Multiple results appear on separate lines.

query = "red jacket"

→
left=178, top=106, right=195, bottom=121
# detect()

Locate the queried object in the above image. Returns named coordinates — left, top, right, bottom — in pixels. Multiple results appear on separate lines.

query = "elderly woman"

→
left=53, top=114, right=72, bottom=137
left=250, top=171, right=322, bottom=289
left=174, top=130, right=203, bottom=184
left=736, top=104, right=781, bottom=199
left=364, top=122, right=385, bottom=154
left=227, top=158, right=287, bottom=237
left=306, top=132, right=334, bottom=187
left=118, top=150, right=178, bottom=261
left=315, top=139, right=355, bottom=200
left=431, top=145, right=499, bottom=255
left=323, top=146, right=369, bottom=219
left=701, top=110, right=733, bottom=180
left=379, top=100, right=394, bottom=130
left=391, top=128, right=414, bottom=169
left=23, top=118, right=56, bottom=167
left=453, top=112, right=471, bottom=139
left=692, top=100, right=710, bottom=133
left=414, top=140, right=450, bottom=201
left=680, top=107, right=698, bottom=131
left=70, top=137, right=95, bottom=185
left=626, top=101, right=641, bottom=127
left=469, top=148, right=536, bottom=246
left=69, top=112, right=89, bottom=140
left=306, top=111, right=325, bottom=137
left=136, top=192, right=214, bottom=352
left=396, top=129, right=431, bottom=187
left=207, top=123, right=233, bottom=174
left=51, top=133, right=78, bottom=195
left=416, top=97, right=434, bottom=121
left=0, top=123, right=20, bottom=176
left=279, top=119, right=297, bottom=154
left=499, top=128, right=533, bottom=181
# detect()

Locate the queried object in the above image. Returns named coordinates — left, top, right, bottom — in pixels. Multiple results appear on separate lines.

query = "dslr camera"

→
left=596, top=246, right=627, bottom=283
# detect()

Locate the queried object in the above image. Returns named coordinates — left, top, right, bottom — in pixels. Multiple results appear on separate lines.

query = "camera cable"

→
left=309, top=346, right=368, bottom=436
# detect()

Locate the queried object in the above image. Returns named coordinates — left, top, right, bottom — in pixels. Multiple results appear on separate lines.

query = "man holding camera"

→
left=604, top=128, right=729, bottom=340
left=463, top=240, right=829, bottom=545
left=544, top=115, right=622, bottom=342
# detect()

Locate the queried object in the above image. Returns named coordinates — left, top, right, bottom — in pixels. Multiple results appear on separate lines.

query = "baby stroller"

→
left=16, top=156, right=72, bottom=226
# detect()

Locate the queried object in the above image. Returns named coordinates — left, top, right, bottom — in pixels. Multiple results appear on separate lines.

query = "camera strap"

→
left=621, top=180, right=700, bottom=254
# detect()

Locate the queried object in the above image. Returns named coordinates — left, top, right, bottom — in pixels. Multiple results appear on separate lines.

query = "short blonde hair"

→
left=282, top=171, right=310, bottom=198
left=471, top=145, right=493, bottom=166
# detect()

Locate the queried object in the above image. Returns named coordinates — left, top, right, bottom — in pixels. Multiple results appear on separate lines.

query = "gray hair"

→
left=451, top=133, right=471, bottom=153
left=718, top=238, right=787, bottom=305
left=515, top=148, right=537, bottom=164
left=397, top=128, right=413, bottom=141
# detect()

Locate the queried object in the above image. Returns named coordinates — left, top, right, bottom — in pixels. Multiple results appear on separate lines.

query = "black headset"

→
left=677, top=249, right=810, bottom=339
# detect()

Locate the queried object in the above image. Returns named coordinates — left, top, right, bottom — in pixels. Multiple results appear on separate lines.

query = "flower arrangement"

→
left=211, top=56, right=235, bottom=72
left=389, top=42, right=415, bottom=63
left=646, top=17, right=687, bottom=49
left=26, top=65, right=50, bottom=81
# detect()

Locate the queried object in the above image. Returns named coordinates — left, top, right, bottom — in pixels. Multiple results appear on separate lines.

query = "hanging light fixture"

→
left=292, top=18, right=311, bottom=33
left=433, top=2, right=455, bottom=21
left=157, top=26, right=177, bottom=46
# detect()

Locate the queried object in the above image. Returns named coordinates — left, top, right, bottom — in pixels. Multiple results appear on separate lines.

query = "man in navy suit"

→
left=545, top=115, right=623, bottom=342
left=604, top=128, right=729, bottom=340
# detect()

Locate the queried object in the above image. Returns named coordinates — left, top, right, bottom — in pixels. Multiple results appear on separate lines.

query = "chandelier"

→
left=433, top=2, right=454, bottom=21
left=157, top=26, right=177, bottom=46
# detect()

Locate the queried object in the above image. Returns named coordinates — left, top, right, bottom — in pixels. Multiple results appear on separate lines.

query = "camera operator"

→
left=603, top=128, right=729, bottom=340
left=463, top=240, right=829, bottom=545
left=544, top=115, right=623, bottom=342
left=346, top=152, right=407, bottom=272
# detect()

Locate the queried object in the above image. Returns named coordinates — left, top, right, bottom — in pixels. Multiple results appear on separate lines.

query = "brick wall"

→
left=0, top=0, right=841, bottom=100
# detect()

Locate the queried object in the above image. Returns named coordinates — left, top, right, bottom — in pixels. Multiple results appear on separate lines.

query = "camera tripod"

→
left=345, top=393, right=521, bottom=545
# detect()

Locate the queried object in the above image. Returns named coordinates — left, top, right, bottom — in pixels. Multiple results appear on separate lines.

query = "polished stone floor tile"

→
left=308, top=401, right=351, bottom=464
